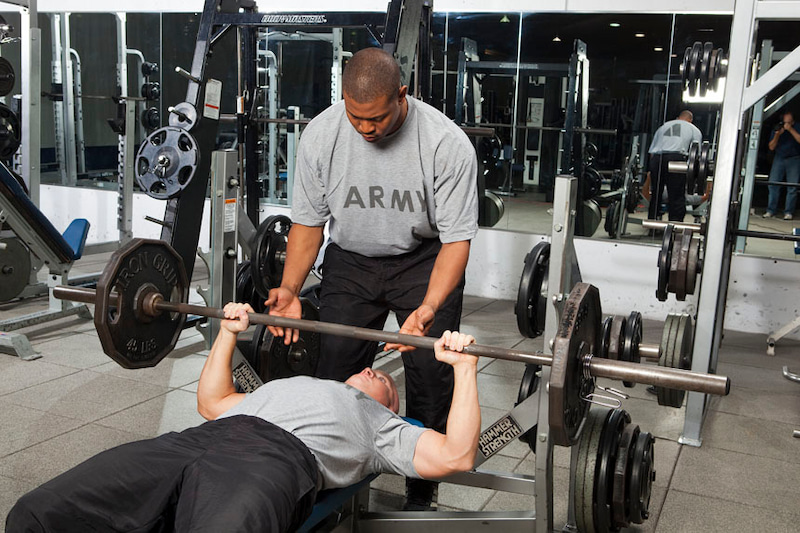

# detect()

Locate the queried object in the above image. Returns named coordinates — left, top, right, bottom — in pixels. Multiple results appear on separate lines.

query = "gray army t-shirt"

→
left=218, top=376, right=428, bottom=489
left=291, top=96, right=479, bottom=256
left=649, top=119, right=702, bottom=155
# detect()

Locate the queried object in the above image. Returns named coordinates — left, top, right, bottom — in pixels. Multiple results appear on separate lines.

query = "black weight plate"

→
left=713, top=49, right=727, bottom=91
left=575, top=407, right=611, bottom=533
left=698, top=42, right=714, bottom=97
left=235, top=261, right=267, bottom=314
left=599, top=316, right=613, bottom=359
left=605, top=201, right=618, bottom=239
left=0, top=103, right=21, bottom=160
left=612, top=423, right=639, bottom=529
left=656, top=224, right=674, bottom=301
left=698, top=141, right=710, bottom=188
left=252, top=214, right=292, bottom=298
left=516, top=363, right=541, bottom=449
left=607, top=315, right=627, bottom=361
left=483, top=190, right=505, bottom=227
left=628, top=431, right=655, bottom=524
left=594, top=408, right=630, bottom=533
left=0, top=237, right=30, bottom=302
left=0, top=57, right=15, bottom=97
left=94, top=239, right=188, bottom=369
left=515, top=242, right=550, bottom=338
left=687, top=42, right=703, bottom=96
left=299, top=283, right=322, bottom=311
left=141, top=106, right=160, bottom=130
left=686, top=141, right=700, bottom=196
left=550, top=283, right=602, bottom=446
left=135, top=126, right=199, bottom=199
left=583, top=166, right=603, bottom=200
left=680, top=46, right=692, bottom=92
left=621, top=311, right=642, bottom=388
left=250, top=298, right=321, bottom=382
left=626, top=178, right=640, bottom=214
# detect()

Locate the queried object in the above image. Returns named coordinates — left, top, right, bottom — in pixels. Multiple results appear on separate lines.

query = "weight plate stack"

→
left=515, top=242, right=550, bottom=338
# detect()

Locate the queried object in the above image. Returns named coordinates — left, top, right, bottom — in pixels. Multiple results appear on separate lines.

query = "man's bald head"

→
left=678, top=110, right=694, bottom=122
left=342, top=48, right=403, bottom=103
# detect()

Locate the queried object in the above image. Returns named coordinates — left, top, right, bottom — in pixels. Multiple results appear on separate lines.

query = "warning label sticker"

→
left=203, top=79, right=222, bottom=120
left=478, top=415, right=523, bottom=458
left=223, top=198, right=236, bottom=232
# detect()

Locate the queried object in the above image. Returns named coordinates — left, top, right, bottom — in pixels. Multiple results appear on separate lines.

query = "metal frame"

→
left=681, top=0, right=800, bottom=446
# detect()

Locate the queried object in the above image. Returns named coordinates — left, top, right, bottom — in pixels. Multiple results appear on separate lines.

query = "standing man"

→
left=265, top=47, right=479, bottom=510
left=646, top=110, right=703, bottom=221
left=764, top=111, right=800, bottom=220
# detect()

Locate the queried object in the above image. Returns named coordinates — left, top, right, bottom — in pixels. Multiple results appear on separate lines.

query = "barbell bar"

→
left=644, top=218, right=800, bottom=244
left=53, top=285, right=729, bottom=397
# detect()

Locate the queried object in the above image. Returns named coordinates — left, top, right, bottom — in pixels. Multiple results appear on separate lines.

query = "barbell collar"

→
left=667, top=160, right=689, bottom=174
left=641, top=220, right=702, bottom=232
left=53, top=285, right=729, bottom=396
left=637, top=343, right=660, bottom=360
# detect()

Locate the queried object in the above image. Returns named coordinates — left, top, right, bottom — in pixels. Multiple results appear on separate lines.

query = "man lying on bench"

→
left=6, top=303, right=480, bottom=532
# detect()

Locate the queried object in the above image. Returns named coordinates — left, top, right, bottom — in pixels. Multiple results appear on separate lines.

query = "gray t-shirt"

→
left=219, top=376, right=428, bottom=489
left=649, top=119, right=702, bottom=155
left=291, top=96, right=479, bottom=257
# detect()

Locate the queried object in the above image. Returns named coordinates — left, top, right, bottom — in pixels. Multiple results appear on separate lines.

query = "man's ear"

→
left=398, top=85, right=408, bottom=102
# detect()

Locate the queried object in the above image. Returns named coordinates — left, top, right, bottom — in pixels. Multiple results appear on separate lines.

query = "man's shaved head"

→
left=342, top=48, right=402, bottom=103
left=679, top=110, right=694, bottom=122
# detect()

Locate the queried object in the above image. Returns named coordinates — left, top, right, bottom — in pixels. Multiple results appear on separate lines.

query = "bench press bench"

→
left=0, top=161, right=92, bottom=358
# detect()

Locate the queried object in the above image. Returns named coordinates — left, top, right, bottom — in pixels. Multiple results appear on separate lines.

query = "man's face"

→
left=343, top=88, right=407, bottom=143
left=349, top=368, right=399, bottom=413
left=782, top=114, right=795, bottom=129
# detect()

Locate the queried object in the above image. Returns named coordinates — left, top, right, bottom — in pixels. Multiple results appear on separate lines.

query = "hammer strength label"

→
left=260, top=14, right=328, bottom=25
left=478, top=415, right=522, bottom=458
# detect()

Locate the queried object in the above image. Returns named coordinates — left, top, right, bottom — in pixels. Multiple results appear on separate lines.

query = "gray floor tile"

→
left=0, top=475, right=38, bottom=525
left=710, top=378, right=800, bottom=426
left=481, top=358, right=530, bottom=379
left=461, top=295, right=495, bottom=312
left=0, top=423, right=140, bottom=485
left=96, top=389, right=205, bottom=437
left=438, top=481, right=496, bottom=511
left=0, top=358, right=79, bottom=397
left=0, top=400, right=85, bottom=459
left=702, top=409, right=800, bottom=464
left=717, top=361, right=800, bottom=394
left=656, top=489, right=800, bottom=533
left=33, top=333, right=112, bottom=369
left=368, top=487, right=405, bottom=511
left=616, top=396, right=686, bottom=441
left=671, top=446, right=800, bottom=515
left=180, top=381, right=199, bottom=393
left=477, top=373, right=520, bottom=411
left=2, top=370, right=170, bottom=423
left=718, top=340, right=797, bottom=371
left=92, top=352, right=208, bottom=390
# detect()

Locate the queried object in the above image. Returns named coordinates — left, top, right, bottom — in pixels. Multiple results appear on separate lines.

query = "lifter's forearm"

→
left=280, top=224, right=325, bottom=295
left=439, top=362, right=480, bottom=470
left=197, top=330, right=241, bottom=419
left=422, top=241, right=470, bottom=312
left=769, top=130, right=782, bottom=151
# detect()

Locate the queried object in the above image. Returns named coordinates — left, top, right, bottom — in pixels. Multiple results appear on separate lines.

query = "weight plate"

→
left=550, top=283, right=601, bottom=446
left=713, top=49, right=727, bottom=91
left=135, top=126, right=199, bottom=199
left=656, top=314, right=680, bottom=406
left=604, top=201, right=618, bottom=239
left=0, top=57, right=15, bottom=97
left=252, top=214, right=292, bottom=299
left=628, top=431, right=656, bottom=524
left=626, top=177, right=640, bottom=214
left=168, top=102, right=198, bottom=131
left=656, top=224, right=674, bottom=301
left=621, top=311, right=642, bottom=388
left=483, top=190, right=505, bottom=227
left=668, top=229, right=683, bottom=299
left=249, top=298, right=321, bottom=382
left=581, top=199, right=603, bottom=237
left=686, top=236, right=701, bottom=295
left=141, top=81, right=160, bottom=101
left=667, top=314, right=694, bottom=407
left=687, top=42, right=703, bottom=96
left=607, top=315, right=627, bottom=361
left=686, top=141, right=700, bottom=197
left=516, top=363, right=541, bottom=450
left=299, top=283, right=322, bottom=311
left=698, top=141, right=711, bottom=188
left=680, top=46, right=692, bottom=92
left=583, top=166, right=603, bottom=200
left=676, top=230, right=693, bottom=301
left=141, top=106, right=160, bottom=130
left=599, top=316, right=613, bottom=359
left=515, top=242, right=550, bottom=338
left=707, top=48, right=719, bottom=93
left=94, top=239, right=188, bottom=369
left=235, top=261, right=267, bottom=314
left=594, top=408, right=630, bottom=533
left=0, top=103, right=21, bottom=160
left=0, top=237, right=30, bottom=302
left=575, top=407, right=611, bottom=533
left=612, top=422, right=639, bottom=529
left=698, top=42, right=714, bottom=97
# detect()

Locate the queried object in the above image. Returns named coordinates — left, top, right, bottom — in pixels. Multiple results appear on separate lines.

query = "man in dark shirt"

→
left=764, top=111, right=800, bottom=220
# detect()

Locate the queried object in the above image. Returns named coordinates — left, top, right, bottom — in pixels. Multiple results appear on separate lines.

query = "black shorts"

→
left=6, top=416, right=319, bottom=533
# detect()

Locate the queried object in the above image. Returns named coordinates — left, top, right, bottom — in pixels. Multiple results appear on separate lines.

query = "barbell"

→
left=53, top=238, right=730, bottom=447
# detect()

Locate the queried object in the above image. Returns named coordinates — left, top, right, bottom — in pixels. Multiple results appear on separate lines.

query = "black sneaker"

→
left=646, top=385, right=657, bottom=395
left=403, top=479, right=438, bottom=511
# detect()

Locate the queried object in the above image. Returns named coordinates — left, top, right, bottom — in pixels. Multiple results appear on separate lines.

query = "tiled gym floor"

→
left=1, top=255, right=799, bottom=532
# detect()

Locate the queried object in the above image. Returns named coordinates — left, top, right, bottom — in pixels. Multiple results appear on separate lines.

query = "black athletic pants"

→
left=5, top=416, right=319, bottom=533
left=648, top=152, right=687, bottom=222
left=316, top=239, right=463, bottom=433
